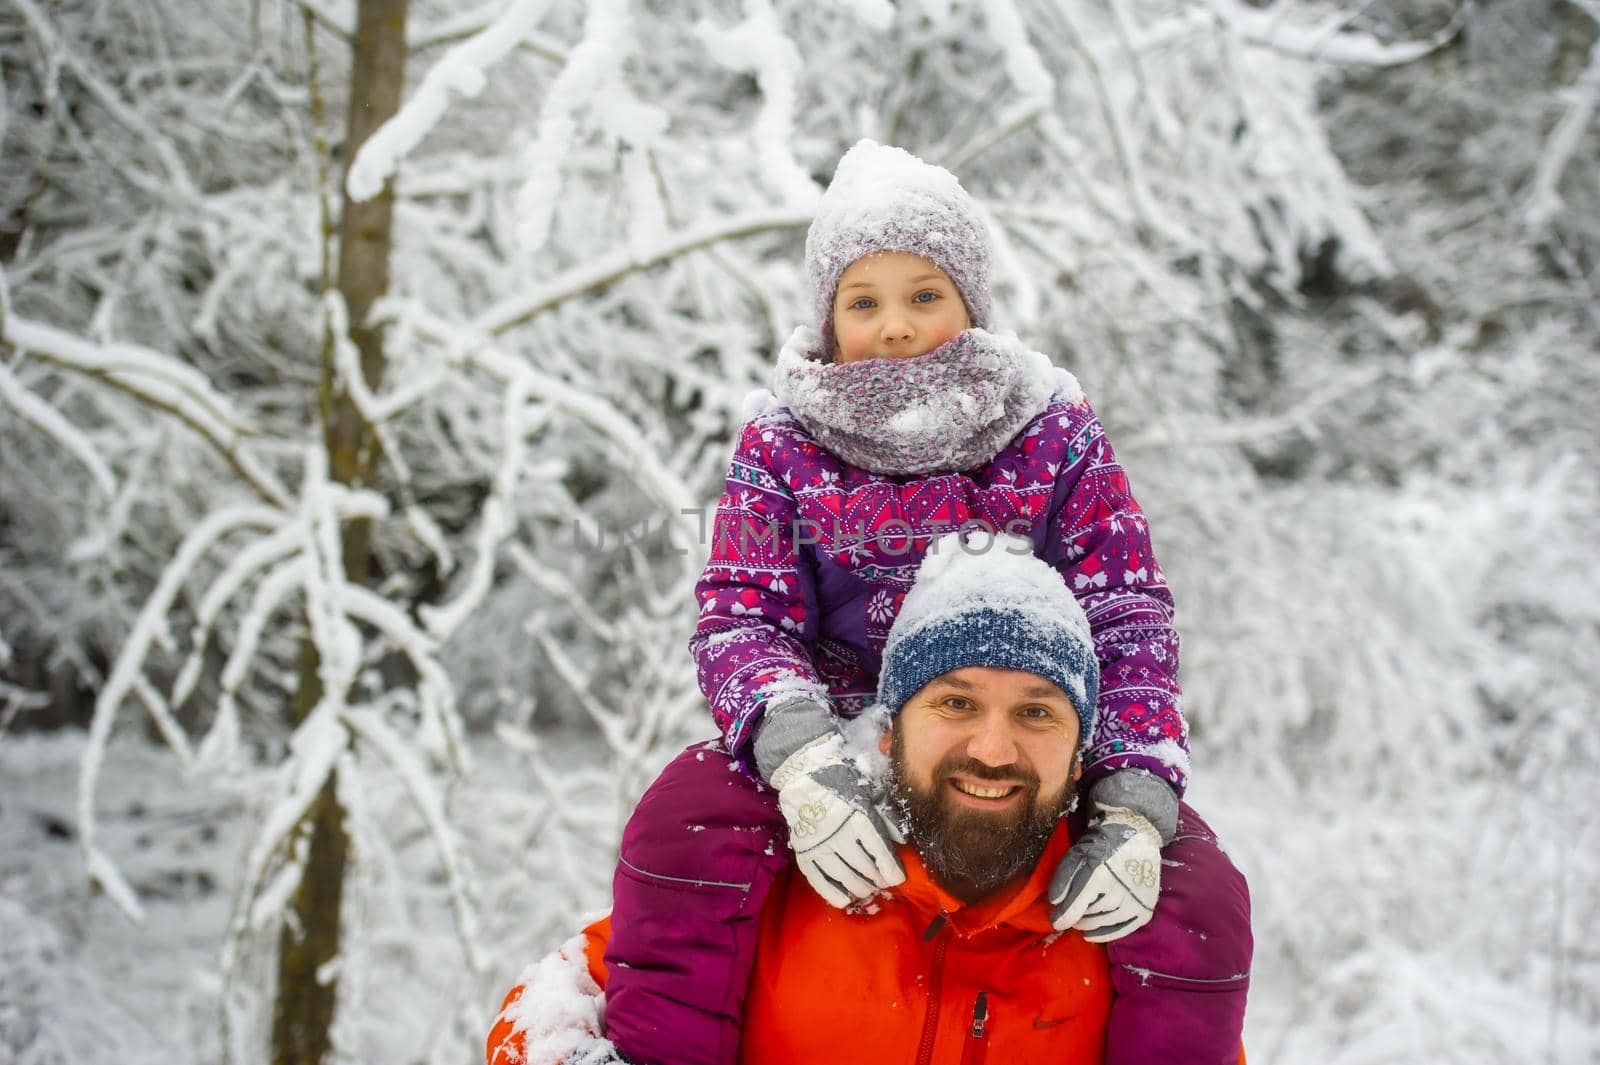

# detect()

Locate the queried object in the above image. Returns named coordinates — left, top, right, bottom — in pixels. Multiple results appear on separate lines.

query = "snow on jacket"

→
left=690, top=392, right=1190, bottom=791
left=486, top=823, right=1113, bottom=1065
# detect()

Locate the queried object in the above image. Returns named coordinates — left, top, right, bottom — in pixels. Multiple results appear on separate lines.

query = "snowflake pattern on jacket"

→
left=689, top=393, right=1190, bottom=793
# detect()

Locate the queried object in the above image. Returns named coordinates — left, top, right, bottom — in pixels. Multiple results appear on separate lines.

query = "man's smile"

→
left=948, top=775, right=1024, bottom=804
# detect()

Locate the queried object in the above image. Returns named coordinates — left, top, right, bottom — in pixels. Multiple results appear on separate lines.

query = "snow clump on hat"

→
left=876, top=531, right=1098, bottom=744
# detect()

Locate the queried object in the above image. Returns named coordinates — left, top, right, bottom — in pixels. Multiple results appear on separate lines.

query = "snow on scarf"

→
left=772, top=325, right=1072, bottom=476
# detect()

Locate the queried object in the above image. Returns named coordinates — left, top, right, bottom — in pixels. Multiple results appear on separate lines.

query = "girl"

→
left=601, top=141, right=1251, bottom=1064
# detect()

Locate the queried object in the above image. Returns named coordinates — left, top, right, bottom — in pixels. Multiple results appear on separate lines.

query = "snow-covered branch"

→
left=1206, top=0, right=1468, bottom=68
left=410, top=4, right=567, bottom=60
left=512, top=0, right=633, bottom=254
left=0, top=360, right=118, bottom=500
left=1522, top=34, right=1600, bottom=230
left=342, top=582, right=468, bottom=774
left=412, top=369, right=533, bottom=643
left=300, top=0, right=568, bottom=59
left=210, top=557, right=309, bottom=761
left=1123, top=366, right=1386, bottom=452
left=173, top=524, right=305, bottom=709
left=695, top=1, right=819, bottom=209
left=78, top=503, right=283, bottom=918
left=507, top=544, right=616, bottom=643
left=10, top=0, right=199, bottom=199
left=344, top=706, right=482, bottom=973
left=5, top=314, right=291, bottom=507
left=291, top=0, right=354, bottom=45
left=466, top=344, right=705, bottom=563
left=473, top=206, right=813, bottom=336
left=347, top=0, right=561, bottom=202
left=1035, top=0, right=1159, bottom=236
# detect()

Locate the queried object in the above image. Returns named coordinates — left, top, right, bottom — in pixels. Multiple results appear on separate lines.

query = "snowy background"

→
left=2, top=0, right=1598, bottom=1062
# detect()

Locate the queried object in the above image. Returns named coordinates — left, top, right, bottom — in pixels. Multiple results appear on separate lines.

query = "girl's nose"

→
left=966, top=713, right=1019, bottom=767
left=880, top=314, right=914, bottom=344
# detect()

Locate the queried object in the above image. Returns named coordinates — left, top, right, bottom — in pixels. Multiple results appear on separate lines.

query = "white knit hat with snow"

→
left=877, top=531, right=1098, bottom=741
left=805, top=140, right=993, bottom=349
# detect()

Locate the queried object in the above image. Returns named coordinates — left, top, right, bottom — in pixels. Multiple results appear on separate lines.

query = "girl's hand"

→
left=1048, top=769, right=1178, bottom=942
left=769, top=732, right=905, bottom=907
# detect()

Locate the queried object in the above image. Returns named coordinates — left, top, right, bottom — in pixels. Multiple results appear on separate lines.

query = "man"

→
left=488, top=538, right=1247, bottom=1063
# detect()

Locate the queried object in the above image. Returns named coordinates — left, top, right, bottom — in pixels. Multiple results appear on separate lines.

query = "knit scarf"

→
left=772, top=327, right=1066, bottom=476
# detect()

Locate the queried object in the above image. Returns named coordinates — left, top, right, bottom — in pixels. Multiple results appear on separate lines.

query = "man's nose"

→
left=965, top=712, right=1019, bottom=767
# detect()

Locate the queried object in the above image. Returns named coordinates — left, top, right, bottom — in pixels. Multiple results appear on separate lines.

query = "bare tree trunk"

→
left=270, top=643, right=347, bottom=1065
left=271, top=2, right=407, bottom=1063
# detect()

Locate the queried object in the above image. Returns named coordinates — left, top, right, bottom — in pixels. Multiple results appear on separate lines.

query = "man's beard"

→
left=886, top=728, right=1073, bottom=904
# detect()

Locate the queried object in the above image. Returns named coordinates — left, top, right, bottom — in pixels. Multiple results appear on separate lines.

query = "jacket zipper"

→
left=961, top=991, right=990, bottom=1065
left=914, top=914, right=951, bottom=1065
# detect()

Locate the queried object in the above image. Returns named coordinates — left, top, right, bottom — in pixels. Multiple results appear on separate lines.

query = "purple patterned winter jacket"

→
left=690, top=392, right=1190, bottom=792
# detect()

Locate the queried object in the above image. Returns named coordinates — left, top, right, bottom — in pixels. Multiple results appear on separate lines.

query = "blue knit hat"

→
left=877, top=531, right=1098, bottom=742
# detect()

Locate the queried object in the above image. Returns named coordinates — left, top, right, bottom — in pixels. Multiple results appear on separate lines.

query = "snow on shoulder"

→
left=493, top=933, right=611, bottom=1065
left=739, top=386, right=777, bottom=421
left=988, top=328, right=1084, bottom=406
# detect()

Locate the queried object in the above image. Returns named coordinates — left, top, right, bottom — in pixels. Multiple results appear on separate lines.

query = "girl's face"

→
left=831, top=251, right=971, bottom=363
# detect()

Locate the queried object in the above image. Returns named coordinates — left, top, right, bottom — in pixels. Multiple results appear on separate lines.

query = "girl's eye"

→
left=912, top=290, right=939, bottom=304
left=849, top=297, right=876, bottom=310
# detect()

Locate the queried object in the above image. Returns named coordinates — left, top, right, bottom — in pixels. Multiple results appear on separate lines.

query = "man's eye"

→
left=1020, top=706, right=1053, bottom=721
left=944, top=697, right=972, bottom=711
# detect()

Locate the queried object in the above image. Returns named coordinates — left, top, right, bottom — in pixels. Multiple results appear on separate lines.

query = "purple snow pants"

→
left=603, top=741, right=1252, bottom=1065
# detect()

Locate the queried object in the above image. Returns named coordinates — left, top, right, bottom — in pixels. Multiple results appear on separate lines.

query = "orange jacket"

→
left=489, top=822, right=1111, bottom=1065
left=739, top=821, right=1109, bottom=1064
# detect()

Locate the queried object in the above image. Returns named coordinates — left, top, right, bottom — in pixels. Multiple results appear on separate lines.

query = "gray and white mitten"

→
left=754, top=700, right=905, bottom=908
left=1048, top=769, right=1178, bottom=943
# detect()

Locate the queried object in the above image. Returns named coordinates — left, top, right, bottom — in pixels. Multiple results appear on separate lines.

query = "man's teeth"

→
left=954, top=780, right=1013, bottom=799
